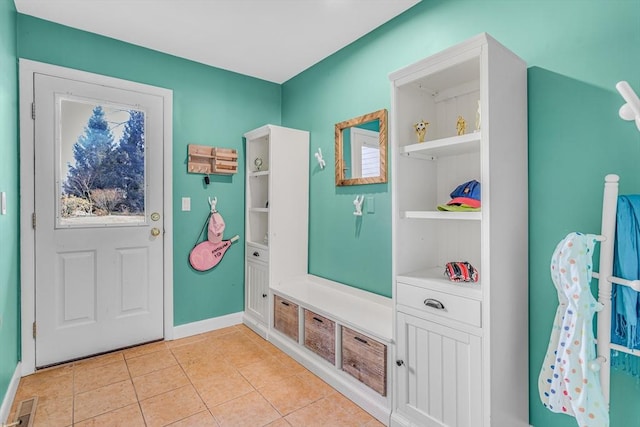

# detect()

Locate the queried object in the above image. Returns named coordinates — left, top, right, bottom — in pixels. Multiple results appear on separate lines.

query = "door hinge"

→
left=32, top=212, right=36, bottom=229
left=32, top=321, right=36, bottom=339
left=31, top=102, right=35, bottom=120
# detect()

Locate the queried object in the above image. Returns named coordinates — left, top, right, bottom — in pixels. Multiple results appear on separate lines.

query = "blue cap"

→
left=436, top=180, right=481, bottom=211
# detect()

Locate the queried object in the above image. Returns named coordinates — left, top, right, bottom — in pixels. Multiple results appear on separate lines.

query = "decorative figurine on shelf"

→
left=414, top=120, right=430, bottom=143
left=475, top=100, right=481, bottom=132
left=254, top=157, right=263, bottom=171
left=456, top=115, right=466, bottom=135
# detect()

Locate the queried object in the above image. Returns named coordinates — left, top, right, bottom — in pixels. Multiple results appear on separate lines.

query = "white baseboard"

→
left=0, top=362, right=22, bottom=424
left=172, top=312, right=243, bottom=340
left=242, top=313, right=268, bottom=339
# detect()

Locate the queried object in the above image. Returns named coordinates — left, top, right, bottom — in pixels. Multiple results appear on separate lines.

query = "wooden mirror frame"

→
left=335, top=109, right=388, bottom=186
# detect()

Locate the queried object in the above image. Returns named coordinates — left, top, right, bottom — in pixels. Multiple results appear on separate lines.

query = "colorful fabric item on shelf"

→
left=538, top=232, right=608, bottom=427
left=444, top=261, right=479, bottom=282
left=437, top=180, right=481, bottom=211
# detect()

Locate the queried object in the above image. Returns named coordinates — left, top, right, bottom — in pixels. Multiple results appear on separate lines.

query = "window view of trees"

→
left=61, top=106, right=145, bottom=218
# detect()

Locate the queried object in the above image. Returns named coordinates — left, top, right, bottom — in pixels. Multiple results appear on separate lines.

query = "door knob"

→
left=151, top=227, right=161, bottom=237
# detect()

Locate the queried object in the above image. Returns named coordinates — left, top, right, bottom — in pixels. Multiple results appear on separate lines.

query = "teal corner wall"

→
left=282, top=0, right=640, bottom=425
left=16, top=15, right=282, bottom=326
left=0, top=0, right=19, bottom=407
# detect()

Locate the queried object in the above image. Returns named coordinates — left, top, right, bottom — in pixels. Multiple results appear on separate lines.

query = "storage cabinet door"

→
left=395, top=313, right=481, bottom=427
left=304, top=310, right=336, bottom=364
left=246, top=260, right=269, bottom=324
left=274, top=295, right=299, bottom=342
left=342, top=326, right=387, bottom=396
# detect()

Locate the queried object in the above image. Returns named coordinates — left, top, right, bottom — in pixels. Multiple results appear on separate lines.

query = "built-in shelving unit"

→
left=243, top=124, right=309, bottom=338
left=390, top=33, right=529, bottom=427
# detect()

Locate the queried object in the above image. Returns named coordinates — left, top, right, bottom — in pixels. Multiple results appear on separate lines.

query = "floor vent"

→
left=8, top=396, right=38, bottom=427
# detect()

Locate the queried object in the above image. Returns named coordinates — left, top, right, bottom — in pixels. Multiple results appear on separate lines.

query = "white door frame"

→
left=19, top=59, right=174, bottom=375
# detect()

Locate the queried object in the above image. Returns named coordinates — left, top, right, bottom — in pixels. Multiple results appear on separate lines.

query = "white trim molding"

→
left=18, top=59, right=174, bottom=374
left=0, top=362, right=22, bottom=424
left=172, top=312, right=243, bottom=340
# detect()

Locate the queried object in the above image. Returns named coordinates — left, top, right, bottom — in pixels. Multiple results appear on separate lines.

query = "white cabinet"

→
left=243, top=125, right=309, bottom=338
left=245, top=252, right=269, bottom=325
left=390, top=33, right=529, bottom=427
left=395, top=312, right=481, bottom=427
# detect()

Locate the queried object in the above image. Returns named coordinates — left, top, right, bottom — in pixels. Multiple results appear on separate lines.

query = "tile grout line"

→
left=123, top=351, right=149, bottom=427
left=72, top=361, right=76, bottom=426
left=169, top=342, right=222, bottom=426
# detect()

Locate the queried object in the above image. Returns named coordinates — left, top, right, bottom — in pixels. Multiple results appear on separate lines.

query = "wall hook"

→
left=208, top=196, right=217, bottom=213
left=314, top=148, right=326, bottom=169
left=353, top=195, right=364, bottom=216
left=616, top=81, right=640, bottom=132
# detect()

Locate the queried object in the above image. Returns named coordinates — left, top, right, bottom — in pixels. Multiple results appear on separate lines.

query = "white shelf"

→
left=402, top=210, right=482, bottom=220
left=401, top=132, right=481, bottom=160
left=248, top=208, right=269, bottom=213
left=397, top=266, right=482, bottom=300
left=249, top=170, right=269, bottom=177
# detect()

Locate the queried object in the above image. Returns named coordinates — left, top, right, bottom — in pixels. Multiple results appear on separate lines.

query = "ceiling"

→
left=14, top=0, right=421, bottom=84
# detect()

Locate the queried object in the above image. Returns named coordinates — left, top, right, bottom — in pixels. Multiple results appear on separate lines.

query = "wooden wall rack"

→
left=188, top=144, right=238, bottom=175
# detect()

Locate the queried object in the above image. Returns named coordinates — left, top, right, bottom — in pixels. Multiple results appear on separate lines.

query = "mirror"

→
left=335, top=109, right=387, bottom=186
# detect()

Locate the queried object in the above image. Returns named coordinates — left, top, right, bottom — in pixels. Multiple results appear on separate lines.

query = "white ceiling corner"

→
left=13, top=0, right=421, bottom=83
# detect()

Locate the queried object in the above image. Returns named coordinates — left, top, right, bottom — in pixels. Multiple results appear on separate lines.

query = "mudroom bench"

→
left=268, top=274, right=393, bottom=425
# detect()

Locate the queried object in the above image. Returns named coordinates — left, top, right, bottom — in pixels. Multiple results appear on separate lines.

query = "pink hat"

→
left=207, top=212, right=225, bottom=243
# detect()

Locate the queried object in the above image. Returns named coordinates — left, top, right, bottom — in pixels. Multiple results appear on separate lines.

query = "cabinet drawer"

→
left=397, top=282, right=481, bottom=327
left=274, top=295, right=299, bottom=341
left=341, top=327, right=387, bottom=396
left=247, top=245, right=269, bottom=263
left=304, top=310, right=335, bottom=364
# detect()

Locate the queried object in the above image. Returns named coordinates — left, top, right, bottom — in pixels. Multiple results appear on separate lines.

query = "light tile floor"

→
left=9, top=324, right=385, bottom=427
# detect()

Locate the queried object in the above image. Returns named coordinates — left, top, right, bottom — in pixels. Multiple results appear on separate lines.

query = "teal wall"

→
left=0, top=0, right=19, bottom=408
left=16, top=15, right=282, bottom=327
left=3, top=1, right=640, bottom=425
left=282, top=0, right=640, bottom=426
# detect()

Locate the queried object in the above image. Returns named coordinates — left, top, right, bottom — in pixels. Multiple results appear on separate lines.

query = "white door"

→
left=33, top=73, right=165, bottom=367
left=245, top=258, right=269, bottom=324
left=396, top=312, right=482, bottom=427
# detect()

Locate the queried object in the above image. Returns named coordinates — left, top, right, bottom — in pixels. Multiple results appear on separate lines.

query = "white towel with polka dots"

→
left=538, top=232, right=608, bottom=427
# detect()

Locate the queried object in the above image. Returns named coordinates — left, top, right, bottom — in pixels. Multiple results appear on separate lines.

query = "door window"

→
left=57, top=97, right=146, bottom=227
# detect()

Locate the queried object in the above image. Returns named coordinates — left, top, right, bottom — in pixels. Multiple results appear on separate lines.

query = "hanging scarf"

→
left=611, top=195, right=640, bottom=376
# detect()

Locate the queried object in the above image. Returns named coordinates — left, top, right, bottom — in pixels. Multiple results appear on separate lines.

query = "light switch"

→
left=366, top=196, right=375, bottom=214
left=182, top=197, right=191, bottom=211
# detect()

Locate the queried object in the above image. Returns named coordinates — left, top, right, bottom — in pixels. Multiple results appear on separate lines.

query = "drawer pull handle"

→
left=354, top=336, right=369, bottom=345
left=253, top=251, right=260, bottom=257
left=312, top=316, right=324, bottom=323
left=280, top=301, right=290, bottom=306
left=262, top=293, right=267, bottom=298
left=424, top=298, right=445, bottom=310
left=396, top=360, right=405, bottom=367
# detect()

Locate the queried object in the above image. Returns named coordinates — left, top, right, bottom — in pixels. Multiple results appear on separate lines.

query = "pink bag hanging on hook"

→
left=189, top=236, right=239, bottom=271
left=189, top=197, right=237, bottom=271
